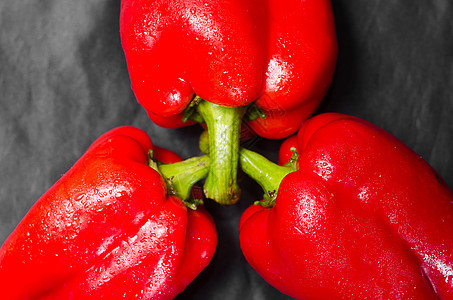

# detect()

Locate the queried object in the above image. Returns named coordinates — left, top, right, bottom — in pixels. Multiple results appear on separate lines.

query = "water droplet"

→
left=74, top=193, right=85, bottom=202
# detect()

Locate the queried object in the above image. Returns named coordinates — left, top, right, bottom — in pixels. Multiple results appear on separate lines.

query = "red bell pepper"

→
left=120, top=0, right=337, bottom=205
left=0, top=126, right=216, bottom=299
left=238, top=113, right=453, bottom=299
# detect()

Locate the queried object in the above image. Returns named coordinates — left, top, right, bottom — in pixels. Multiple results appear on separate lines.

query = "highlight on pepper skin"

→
left=239, top=113, right=453, bottom=299
left=120, top=0, right=337, bottom=138
left=0, top=126, right=217, bottom=300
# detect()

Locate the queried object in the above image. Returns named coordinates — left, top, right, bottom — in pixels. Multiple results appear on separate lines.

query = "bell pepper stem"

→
left=199, top=131, right=294, bottom=207
left=150, top=155, right=210, bottom=207
left=239, top=148, right=294, bottom=207
left=196, top=100, right=245, bottom=205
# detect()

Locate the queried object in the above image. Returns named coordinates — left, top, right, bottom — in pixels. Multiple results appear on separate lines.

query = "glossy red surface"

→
left=0, top=126, right=217, bottom=299
left=240, top=113, right=453, bottom=299
left=119, top=0, right=337, bottom=138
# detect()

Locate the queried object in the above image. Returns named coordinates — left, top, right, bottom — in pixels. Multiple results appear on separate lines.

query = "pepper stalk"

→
left=239, top=148, right=295, bottom=207
left=199, top=130, right=296, bottom=207
left=186, top=98, right=245, bottom=205
left=148, top=152, right=210, bottom=210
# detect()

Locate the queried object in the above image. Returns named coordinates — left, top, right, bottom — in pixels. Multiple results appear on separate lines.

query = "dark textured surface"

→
left=0, top=0, right=452, bottom=299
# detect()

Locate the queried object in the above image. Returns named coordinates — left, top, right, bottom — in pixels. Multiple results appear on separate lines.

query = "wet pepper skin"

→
left=0, top=126, right=217, bottom=299
left=120, top=0, right=337, bottom=138
left=239, top=113, right=453, bottom=299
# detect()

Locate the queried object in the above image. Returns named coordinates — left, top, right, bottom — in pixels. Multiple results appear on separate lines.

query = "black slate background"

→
left=0, top=1, right=452, bottom=299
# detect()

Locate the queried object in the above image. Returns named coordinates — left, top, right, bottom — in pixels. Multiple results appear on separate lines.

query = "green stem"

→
left=199, top=130, right=210, bottom=155
left=199, top=130, right=295, bottom=207
left=239, top=148, right=295, bottom=207
left=151, top=155, right=210, bottom=208
left=196, top=100, right=245, bottom=205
